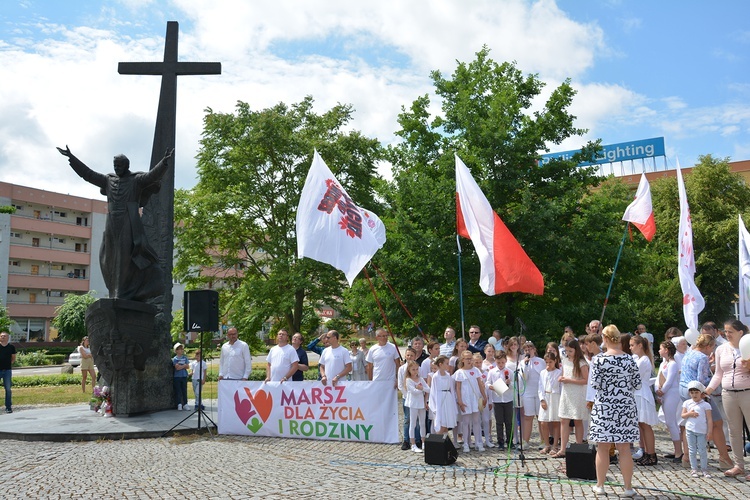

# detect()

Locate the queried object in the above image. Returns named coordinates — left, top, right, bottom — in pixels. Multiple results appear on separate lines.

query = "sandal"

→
left=551, top=451, right=566, bottom=458
left=540, top=446, right=552, bottom=454
left=724, top=466, right=745, bottom=477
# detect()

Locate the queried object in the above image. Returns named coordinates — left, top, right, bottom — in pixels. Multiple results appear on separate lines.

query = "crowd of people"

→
left=209, top=318, right=750, bottom=495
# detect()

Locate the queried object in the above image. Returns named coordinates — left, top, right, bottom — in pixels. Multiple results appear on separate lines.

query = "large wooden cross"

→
left=118, top=21, right=221, bottom=321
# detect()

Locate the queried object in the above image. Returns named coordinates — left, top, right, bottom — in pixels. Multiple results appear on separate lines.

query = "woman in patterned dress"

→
left=551, top=339, right=589, bottom=458
left=589, top=325, right=641, bottom=498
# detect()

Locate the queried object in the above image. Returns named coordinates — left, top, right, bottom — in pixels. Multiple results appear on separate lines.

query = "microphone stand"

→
left=496, top=319, right=545, bottom=466
left=513, top=318, right=526, bottom=467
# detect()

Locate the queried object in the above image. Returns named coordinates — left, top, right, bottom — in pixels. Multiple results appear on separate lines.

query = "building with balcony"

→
left=0, top=182, right=108, bottom=342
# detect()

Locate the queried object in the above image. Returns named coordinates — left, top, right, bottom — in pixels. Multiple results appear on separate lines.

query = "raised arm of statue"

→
left=142, top=148, right=174, bottom=185
left=57, top=145, right=108, bottom=190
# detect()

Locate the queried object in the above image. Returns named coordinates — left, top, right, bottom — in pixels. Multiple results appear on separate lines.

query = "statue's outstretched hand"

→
left=56, top=145, right=72, bottom=158
left=164, top=148, right=174, bottom=161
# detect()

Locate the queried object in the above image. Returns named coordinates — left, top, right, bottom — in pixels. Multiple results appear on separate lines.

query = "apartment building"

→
left=0, top=182, right=107, bottom=342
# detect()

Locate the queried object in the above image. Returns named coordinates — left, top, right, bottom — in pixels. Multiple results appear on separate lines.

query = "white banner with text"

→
left=217, top=380, right=399, bottom=443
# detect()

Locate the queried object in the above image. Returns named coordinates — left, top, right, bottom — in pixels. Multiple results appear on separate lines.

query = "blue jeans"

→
left=686, top=429, right=708, bottom=471
left=173, top=377, right=188, bottom=406
left=192, top=379, right=204, bottom=407
left=403, top=401, right=421, bottom=443
left=0, top=369, right=11, bottom=409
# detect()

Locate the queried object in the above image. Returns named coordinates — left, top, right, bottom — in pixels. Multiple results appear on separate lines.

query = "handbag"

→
left=471, top=373, right=485, bottom=411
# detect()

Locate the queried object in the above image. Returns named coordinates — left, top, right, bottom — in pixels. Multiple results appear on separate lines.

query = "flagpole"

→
left=457, top=234, right=466, bottom=340
left=600, top=223, right=630, bottom=324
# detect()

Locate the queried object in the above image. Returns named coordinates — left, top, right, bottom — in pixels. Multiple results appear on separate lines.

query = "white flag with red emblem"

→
left=738, top=215, right=750, bottom=325
left=296, top=151, right=385, bottom=286
left=676, top=160, right=704, bottom=330
left=622, top=173, right=656, bottom=241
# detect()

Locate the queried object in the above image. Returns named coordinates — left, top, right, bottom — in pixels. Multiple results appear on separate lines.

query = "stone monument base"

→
left=86, top=299, right=175, bottom=416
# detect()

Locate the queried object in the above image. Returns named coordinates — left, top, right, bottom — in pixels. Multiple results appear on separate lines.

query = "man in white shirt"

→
left=636, top=323, right=655, bottom=349
left=265, top=329, right=299, bottom=382
left=366, top=328, right=401, bottom=387
left=439, top=327, right=457, bottom=357
left=319, top=330, right=352, bottom=386
left=218, top=327, right=252, bottom=381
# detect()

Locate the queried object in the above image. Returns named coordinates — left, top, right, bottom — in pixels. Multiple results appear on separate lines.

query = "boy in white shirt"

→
left=681, top=381, right=713, bottom=478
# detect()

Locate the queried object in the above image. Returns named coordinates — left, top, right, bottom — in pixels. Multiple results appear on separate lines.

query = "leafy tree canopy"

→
left=344, top=47, right=611, bottom=341
left=174, top=97, right=383, bottom=346
left=52, top=292, right=97, bottom=343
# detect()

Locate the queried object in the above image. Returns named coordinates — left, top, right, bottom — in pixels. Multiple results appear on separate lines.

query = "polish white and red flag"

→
left=455, top=155, right=544, bottom=296
left=676, top=160, right=704, bottom=330
left=622, top=173, right=656, bottom=241
left=296, top=151, right=385, bottom=286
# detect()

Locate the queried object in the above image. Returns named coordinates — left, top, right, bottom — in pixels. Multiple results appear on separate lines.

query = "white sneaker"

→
left=462, top=445, right=470, bottom=453
left=622, top=489, right=636, bottom=498
left=486, top=440, right=496, bottom=448
left=183, top=405, right=190, bottom=411
left=631, top=448, right=644, bottom=460
left=411, top=444, right=420, bottom=453
left=177, top=404, right=182, bottom=411
left=477, top=444, right=485, bottom=452
left=592, top=485, right=605, bottom=495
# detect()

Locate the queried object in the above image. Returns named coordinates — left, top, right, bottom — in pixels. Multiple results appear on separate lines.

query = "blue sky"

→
left=1, top=0, right=748, bottom=199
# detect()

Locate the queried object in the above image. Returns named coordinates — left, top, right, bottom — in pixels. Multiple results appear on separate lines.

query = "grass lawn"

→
left=11, top=361, right=318, bottom=406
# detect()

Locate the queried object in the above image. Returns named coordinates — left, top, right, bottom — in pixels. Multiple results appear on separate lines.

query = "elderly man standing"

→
left=265, top=329, right=299, bottom=383
left=412, top=336, right=429, bottom=365
left=366, top=328, right=401, bottom=387
left=440, top=327, right=457, bottom=357
left=218, top=327, right=252, bottom=381
left=0, top=332, right=16, bottom=413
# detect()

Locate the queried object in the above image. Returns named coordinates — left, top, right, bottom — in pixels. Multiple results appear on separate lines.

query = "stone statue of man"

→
left=57, top=146, right=174, bottom=302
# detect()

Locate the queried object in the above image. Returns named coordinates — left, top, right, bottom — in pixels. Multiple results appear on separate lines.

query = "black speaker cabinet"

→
left=183, top=290, right=219, bottom=332
left=424, top=433, right=458, bottom=466
left=565, top=442, right=597, bottom=480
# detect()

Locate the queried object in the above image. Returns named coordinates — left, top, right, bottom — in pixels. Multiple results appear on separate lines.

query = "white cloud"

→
left=2, top=0, right=741, bottom=198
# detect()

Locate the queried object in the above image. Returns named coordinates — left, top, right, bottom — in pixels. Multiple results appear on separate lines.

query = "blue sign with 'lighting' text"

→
left=540, top=137, right=665, bottom=166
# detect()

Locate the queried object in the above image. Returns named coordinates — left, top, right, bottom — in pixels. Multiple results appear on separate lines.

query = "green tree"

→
left=345, top=48, right=609, bottom=342
left=0, top=304, right=13, bottom=333
left=52, top=292, right=97, bottom=342
left=174, top=97, right=383, bottom=344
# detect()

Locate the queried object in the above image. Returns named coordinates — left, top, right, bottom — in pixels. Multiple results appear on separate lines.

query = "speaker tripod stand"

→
left=163, top=330, right=217, bottom=437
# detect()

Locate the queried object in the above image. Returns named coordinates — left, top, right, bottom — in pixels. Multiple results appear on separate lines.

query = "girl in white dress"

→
left=552, top=339, right=589, bottom=458
left=428, top=355, right=457, bottom=434
left=454, top=351, right=487, bottom=453
left=655, top=340, right=682, bottom=459
left=630, top=335, right=659, bottom=466
left=482, top=344, right=497, bottom=372
left=520, top=342, right=545, bottom=448
left=473, top=353, right=495, bottom=448
left=538, top=351, right=562, bottom=454
left=405, top=360, right=429, bottom=453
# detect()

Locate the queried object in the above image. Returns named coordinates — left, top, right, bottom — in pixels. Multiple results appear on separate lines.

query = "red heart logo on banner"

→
left=247, top=387, right=273, bottom=422
left=234, top=390, right=256, bottom=425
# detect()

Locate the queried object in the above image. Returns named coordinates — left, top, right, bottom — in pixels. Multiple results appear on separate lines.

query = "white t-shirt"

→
left=319, top=345, right=351, bottom=380
left=419, top=357, right=433, bottom=379
left=365, top=342, right=399, bottom=382
left=190, top=360, right=207, bottom=382
left=682, top=399, right=712, bottom=434
left=266, top=344, right=300, bottom=381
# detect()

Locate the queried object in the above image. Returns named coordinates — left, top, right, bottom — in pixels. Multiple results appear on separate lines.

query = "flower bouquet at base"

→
left=90, top=385, right=113, bottom=416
